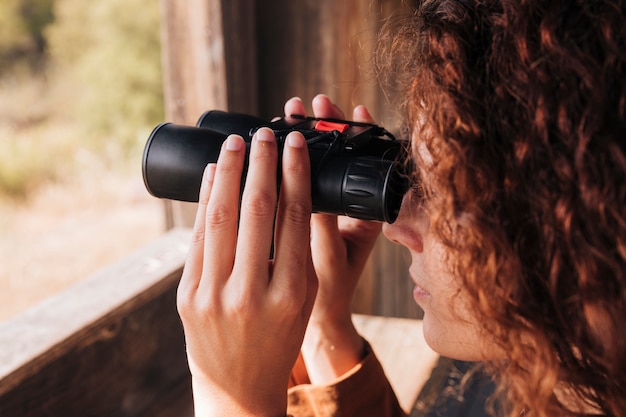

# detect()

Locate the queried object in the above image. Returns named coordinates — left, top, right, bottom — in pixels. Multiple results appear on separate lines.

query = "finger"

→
left=312, top=94, right=345, bottom=119
left=234, top=128, right=279, bottom=289
left=336, top=216, right=382, bottom=267
left=200, top=135, right=246, bottom=289
left=272, top=132, right=313, bottom=301
left=310, top=213, right=344, bottom=261
left=309, top=98, right=381, bottom=263
left=284, top=97, right=307, bottom=117
left=302, top=250, right=319, bottom=320
left=352, top=104, right=376, bottom=124
left=192, top=164, right=218, bottom=242
left=179, top=163, right=217, bottom=294
left=348, top=104, right=382, bottom=264
left=310, top=212, right=378, bottom=261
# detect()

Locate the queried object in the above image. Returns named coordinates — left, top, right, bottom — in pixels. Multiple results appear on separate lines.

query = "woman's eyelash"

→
left=407, top=181, right=429, bottom=210
left=410, top=182, right=424, bottom=198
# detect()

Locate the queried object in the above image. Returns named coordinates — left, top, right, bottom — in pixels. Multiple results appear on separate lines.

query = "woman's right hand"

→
left=177, top=127, right=318, bottom=416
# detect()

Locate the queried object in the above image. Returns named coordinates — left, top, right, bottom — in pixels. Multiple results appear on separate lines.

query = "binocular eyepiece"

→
left=142, top=110, right=409, bottom=223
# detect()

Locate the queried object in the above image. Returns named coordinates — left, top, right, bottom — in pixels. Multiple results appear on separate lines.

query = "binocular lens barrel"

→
left=142, top=113, right=407, bottom=223
left=142, top=123, right=226, bottom=202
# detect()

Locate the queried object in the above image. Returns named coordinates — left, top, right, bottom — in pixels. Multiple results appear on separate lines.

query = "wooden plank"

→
left=255, top=0, right=402, bottom=122
left=353, top=314, right=439, bottom=414
left=159, top=0, right=258, bottom=124
left=0, top=229, right=192, bottom=417
left=159, top=0, right=258, bottom=229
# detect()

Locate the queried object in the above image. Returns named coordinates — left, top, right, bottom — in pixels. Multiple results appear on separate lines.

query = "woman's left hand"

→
left=284, top=95, right=382, bottom=384
left=176, top=128, right=318, bottom=416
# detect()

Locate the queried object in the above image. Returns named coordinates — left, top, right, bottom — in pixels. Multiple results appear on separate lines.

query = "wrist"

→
left=191, top=376, right=287, bottom=417
left=305, top=312, right=364, bottom=357
left=301, top=316, right=365, bottom=385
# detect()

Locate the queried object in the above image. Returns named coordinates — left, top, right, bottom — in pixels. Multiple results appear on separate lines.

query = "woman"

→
left=176, top=0, right=626, bottom=416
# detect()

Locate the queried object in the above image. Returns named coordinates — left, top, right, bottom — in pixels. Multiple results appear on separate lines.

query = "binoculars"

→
left=142, top=110, right=409, bottom=223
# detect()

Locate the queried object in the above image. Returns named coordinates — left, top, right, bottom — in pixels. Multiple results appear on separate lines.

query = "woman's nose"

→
left=382, top=193, right=426, bottom=252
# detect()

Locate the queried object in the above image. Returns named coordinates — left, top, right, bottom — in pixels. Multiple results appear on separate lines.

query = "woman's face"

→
left=382, top=186, right=488, bottom=361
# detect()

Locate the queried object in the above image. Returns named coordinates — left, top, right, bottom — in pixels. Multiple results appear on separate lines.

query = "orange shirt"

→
left=287, top=343, right=407, bottom=417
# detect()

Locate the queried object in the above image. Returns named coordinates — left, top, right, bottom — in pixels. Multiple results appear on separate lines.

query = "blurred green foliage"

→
left=46, top=0, right=164, bottom=150
left=0, top=0, right=54, bottom=74
left=0, top=0, right=164, bottom=200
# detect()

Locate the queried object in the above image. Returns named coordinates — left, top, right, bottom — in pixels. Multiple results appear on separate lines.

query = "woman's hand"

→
left=177, top=128, right=318, bottom=416
left=284, top=95, right=382, bottom=384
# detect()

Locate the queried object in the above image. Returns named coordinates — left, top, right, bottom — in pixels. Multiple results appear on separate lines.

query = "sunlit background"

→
left=0, top=0, right=166, bottom=321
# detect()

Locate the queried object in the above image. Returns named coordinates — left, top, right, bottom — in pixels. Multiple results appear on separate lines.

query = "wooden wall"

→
left=160, top=0, right=421, bottom=319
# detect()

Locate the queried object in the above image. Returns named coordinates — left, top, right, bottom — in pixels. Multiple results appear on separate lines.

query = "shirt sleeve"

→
left=287, top=341, right=407, bottom=417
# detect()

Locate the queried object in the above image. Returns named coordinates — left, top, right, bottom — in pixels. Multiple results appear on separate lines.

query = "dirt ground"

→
left=0, top=168, right=165, bottom=322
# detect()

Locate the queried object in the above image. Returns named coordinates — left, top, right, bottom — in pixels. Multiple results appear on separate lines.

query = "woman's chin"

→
left=420, top=311, right=486, bottom=361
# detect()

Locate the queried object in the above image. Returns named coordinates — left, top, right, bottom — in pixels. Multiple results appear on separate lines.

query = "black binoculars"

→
left=142, top=111, right=409, bottom=223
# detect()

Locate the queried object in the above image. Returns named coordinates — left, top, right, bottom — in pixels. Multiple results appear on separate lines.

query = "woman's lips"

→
left=412, top=283, right=431, bottom=301
left=409, top=268, right=431, bottom=301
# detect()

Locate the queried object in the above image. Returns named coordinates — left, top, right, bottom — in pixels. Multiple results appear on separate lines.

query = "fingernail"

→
left=254, top=127, right=276, bottom=142
left=203, top=163, right=216, bottom=183
left=286, top=132, right=306, bottom=148
left=314, top=94, right=330, bottom=103
left=354, top=104, right=372, bottom=118
left=225, top=135, right=244, bottom=151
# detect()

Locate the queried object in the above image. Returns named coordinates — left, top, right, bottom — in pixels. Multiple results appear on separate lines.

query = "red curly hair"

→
left=377, top=1, right=626, bottom=416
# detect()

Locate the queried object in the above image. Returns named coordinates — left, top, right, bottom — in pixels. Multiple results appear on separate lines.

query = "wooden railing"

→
left=0, top=229, right=192, bottom=416
left=0, top=229, right=440, bottom=416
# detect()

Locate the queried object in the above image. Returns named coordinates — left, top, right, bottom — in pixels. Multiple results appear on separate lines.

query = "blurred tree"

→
left=0, top=0, right=163, bottom=199
left=0, top=0, right=54, bottom=74
left=45, top=0, right=163, bottom=154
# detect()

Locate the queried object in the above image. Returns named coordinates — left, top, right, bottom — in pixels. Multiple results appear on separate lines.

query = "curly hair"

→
left=377, top=1, right=626, bottom=416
